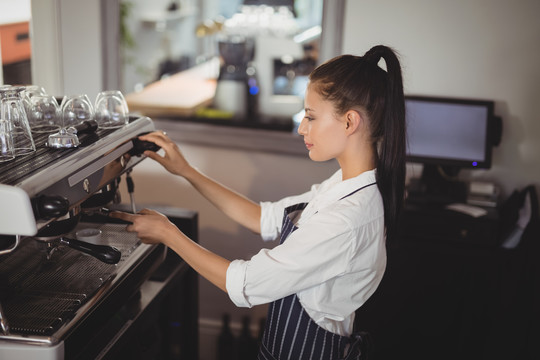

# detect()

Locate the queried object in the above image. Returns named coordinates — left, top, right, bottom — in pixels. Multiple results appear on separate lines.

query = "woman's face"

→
left=297, top=85, right=348, bottom=162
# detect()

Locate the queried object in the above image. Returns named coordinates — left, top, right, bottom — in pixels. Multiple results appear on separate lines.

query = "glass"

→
left=23, top=85, right=47, bottom=98
left=0, top=86, right=36, bottom=156
left=60, top=94, right=94, bottom=128
left=47, top=94, right=93, bottom=148
left=94, top=90, right=129, bottom=129
left=22, top=85, right=48, bottom=120
left=0, top=118, right=15, bottom=162
left=28, top=95, right=61, bottom=133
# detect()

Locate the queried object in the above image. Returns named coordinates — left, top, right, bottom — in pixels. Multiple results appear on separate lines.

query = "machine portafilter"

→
left=34, top=205, right=121, bottom=265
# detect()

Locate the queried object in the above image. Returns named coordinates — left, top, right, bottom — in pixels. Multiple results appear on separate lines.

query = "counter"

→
left=152, top=117, right=306, bottom=156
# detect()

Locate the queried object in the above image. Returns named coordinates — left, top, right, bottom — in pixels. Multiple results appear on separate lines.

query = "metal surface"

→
left=1, top=116, right=154, bottom=196
left=0, top=223, right=158, bottom=344
left=0, top=304, right=8, bottom=335
left=0, top=236, right=19, bottom=256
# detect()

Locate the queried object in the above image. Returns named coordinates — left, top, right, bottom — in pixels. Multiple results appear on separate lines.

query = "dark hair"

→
left=308, top=45, right=406, bottom=242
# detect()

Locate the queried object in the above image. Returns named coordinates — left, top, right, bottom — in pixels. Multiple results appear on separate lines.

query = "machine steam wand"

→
left=126, top=170, right=137, bottom=214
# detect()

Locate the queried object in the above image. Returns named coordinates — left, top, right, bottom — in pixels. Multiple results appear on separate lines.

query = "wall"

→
left=0, top=0, right=31, bottom=25
left=342, top=0, right=540, bottom=196
left=30, top=0, right=103, bottom=97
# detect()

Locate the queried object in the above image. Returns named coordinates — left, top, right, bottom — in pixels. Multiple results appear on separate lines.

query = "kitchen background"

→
left=1, top=0, right=539, bottom=359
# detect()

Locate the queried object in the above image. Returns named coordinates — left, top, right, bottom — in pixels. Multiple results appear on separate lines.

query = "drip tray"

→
left=0, top=223, right=141, bottom=336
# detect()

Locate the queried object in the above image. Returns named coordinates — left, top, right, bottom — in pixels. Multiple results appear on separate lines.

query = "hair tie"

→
left=364, top=46, right=386, bottom=68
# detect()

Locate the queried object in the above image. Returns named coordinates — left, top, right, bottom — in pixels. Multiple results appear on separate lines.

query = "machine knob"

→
left=129, top=133, right=161, bottom=156
left=34, top=195, right=70, bottom=219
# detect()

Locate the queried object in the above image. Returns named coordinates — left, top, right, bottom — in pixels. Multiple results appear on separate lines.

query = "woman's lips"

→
left=305, top=142, right=313, bottom=150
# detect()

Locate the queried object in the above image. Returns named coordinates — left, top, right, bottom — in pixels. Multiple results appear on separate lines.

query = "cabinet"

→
left=399, top=202, right=501, bottom=246
left=1, top=22, right=32, bottom=85
left=0, top=22, right=31, bottom=65
left=354, top=202, right=504, bottom=360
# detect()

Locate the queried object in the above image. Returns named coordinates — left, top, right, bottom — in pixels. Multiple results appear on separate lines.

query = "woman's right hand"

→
left=138, top=131, right=192, bottom=177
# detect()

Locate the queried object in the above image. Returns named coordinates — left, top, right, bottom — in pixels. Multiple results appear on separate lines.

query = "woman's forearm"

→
left=183, top=165, right=261, bottom=233
left=167, top=227, right=230, bottom=292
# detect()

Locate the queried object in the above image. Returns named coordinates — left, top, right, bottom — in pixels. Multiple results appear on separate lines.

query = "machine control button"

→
left=83, top=179, right=90, bottom=193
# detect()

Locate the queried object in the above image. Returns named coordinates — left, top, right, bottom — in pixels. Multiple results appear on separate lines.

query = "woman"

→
left=111, top=44, right=406, bottom=359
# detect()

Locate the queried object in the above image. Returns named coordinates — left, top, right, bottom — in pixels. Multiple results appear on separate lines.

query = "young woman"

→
left=111, top=44, right=406, bottom=360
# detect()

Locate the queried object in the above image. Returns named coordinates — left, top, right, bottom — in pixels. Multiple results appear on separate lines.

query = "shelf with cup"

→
left=139, top=7, right=197, bottom=30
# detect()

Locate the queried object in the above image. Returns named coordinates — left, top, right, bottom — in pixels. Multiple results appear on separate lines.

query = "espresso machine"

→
left=0, top=116, right=199, bottom=359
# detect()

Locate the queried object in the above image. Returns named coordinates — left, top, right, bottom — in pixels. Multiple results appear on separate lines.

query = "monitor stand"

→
left=407, top=164, right=468, bottom=206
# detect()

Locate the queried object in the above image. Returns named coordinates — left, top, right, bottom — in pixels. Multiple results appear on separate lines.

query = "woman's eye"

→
left=304, top=116, right=314, bottom=121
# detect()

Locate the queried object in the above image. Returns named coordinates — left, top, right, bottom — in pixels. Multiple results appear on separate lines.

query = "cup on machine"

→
left=28, top=95, right=62, bottom=134
left=0, top=118, right=15, bottom=162
left=47, top=94, right=93, bottom=149
left=60, top=94, right=94, bottom=128
left=94, top=90, right=129, bottom=129
left=0, top=86, right=36, bottom=156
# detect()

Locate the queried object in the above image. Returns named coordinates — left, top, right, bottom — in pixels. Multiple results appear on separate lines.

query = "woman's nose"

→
left=297, top=118, right=307, bottom=135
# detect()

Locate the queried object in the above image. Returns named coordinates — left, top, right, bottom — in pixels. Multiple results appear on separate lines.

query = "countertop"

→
left=151, top=116, right=306, bottom=156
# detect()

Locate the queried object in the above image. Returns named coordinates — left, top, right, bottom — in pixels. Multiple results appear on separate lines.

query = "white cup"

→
left=76, top=228, right=103, bottom=244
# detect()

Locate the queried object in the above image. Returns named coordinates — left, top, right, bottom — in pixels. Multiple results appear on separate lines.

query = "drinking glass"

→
left=0, top=118, right=15, bottom=162
left=28, top=95, right=61, bottom=133
left=23, top=85, right=47, bottom=98
left=0, top=86, right=36, bottom=156
left=94, top=90, right=129, bottom=129
left=22, top=85, right=48, bottom=119
left=48, top=94, right=92, bottom=149
left=60, top=94, right=94, bottom=128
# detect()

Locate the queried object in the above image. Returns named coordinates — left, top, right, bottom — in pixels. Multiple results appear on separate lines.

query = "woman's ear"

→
left=345, top=110, right=362, bottom=134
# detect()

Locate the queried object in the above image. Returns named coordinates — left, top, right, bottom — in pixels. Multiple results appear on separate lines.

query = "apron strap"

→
left=339, top=183, right=377, bottom=201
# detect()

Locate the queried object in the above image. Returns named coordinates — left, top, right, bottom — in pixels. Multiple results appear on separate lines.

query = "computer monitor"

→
left=405, top=95, right=501, bottom=203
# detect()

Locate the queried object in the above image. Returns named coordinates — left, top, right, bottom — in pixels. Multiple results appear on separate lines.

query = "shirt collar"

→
left=303, top=169, right=378, bottom=215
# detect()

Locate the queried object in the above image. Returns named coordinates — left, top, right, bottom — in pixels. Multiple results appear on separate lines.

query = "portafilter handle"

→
left=69, top=120, right=98, bottom=135
left=60, top=237, right=122, bottom=264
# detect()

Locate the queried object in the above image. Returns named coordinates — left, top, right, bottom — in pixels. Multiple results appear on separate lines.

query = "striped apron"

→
left=258, top=183, right=376, bottom=360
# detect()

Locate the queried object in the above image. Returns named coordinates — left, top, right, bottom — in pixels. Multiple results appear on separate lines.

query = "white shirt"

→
left=226, top=169, right=386, bottom=336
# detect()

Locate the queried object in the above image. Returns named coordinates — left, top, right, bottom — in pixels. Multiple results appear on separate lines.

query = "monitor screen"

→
left=405, top=96, right=495, bottom=169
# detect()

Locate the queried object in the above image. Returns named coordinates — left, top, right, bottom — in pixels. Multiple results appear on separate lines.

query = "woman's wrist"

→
left=181, top=165, right=202, bottom=184
left=161, top=223, right=187, bottom=249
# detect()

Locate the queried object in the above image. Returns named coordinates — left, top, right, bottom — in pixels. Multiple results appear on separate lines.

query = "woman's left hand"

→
left=110, top=209, right=179, bottom=245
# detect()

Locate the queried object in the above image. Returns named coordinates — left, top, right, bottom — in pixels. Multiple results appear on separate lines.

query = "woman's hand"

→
left=110, top=208, right=230, bottom=293
left=138, top=131, right=192, bottom=177
left=110, top=208, right=180, bottom=246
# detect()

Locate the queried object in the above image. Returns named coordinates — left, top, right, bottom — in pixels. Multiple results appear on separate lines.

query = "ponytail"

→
left=309, top=45, right=406, bottom=242
left=365, top=46, right=406, bottom=242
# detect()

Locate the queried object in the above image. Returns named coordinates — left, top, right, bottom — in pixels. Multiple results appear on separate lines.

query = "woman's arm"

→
left=138, top=132, right=261, bottom=233
left=110, top=208, right=230, bottom=292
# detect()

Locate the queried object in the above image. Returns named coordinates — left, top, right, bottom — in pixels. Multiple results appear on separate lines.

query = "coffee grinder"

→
left=213, top=35, right=258, bottom=118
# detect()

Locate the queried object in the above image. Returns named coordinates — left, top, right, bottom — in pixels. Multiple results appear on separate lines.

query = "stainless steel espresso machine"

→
left=0, top=116, right=199, bottom=359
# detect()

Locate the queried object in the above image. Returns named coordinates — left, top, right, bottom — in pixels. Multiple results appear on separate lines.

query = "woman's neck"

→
left=338, top=142, right=375, bottom=181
